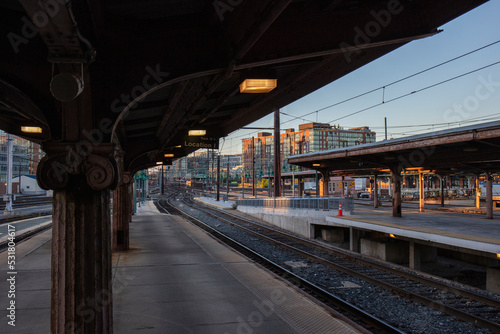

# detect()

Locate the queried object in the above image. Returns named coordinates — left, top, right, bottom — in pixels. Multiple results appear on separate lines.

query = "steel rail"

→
left=159, top=197, right=402, bottom=334
left=182, top=197, right=500, bottom=332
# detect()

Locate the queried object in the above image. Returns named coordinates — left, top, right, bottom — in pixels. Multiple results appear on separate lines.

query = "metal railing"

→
left=236, top=196, right=353, bottom=212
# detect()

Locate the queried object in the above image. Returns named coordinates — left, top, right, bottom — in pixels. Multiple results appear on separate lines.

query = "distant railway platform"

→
left=328, top=205, right=500, bottom=254
left=229, top=196, right=500, bottom=294
left=324, top=205, right=500, bottom=294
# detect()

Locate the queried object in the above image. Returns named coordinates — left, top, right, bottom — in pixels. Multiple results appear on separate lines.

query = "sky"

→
left=220, top=1, right=500, bottom=155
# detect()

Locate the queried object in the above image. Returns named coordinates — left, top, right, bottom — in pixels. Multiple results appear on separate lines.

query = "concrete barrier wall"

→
left=237, top=206, right=337, bottom=238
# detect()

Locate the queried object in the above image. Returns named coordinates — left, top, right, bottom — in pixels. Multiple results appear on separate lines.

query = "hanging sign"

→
left=183, top=136, right=219, bottom=149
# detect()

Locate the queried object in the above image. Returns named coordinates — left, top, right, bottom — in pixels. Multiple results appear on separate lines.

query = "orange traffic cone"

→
left=337, top=202, right=343, bottom=217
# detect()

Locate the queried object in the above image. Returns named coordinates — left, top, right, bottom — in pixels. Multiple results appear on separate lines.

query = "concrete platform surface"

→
left=193, top=196, right=236, bottom=210
left=327, top=205, right=500, bottom=254
left=0, top=200, right=361, bottom=333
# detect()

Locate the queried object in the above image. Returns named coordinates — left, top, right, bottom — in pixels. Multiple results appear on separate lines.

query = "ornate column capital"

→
left=121, top=171, right=133, bottom=185
left=37, top=142, right=120, bottom=191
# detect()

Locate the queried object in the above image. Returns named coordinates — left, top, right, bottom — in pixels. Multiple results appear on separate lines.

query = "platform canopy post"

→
left=419, top=171, right=425, bottom=213
left=373, top=174, right=379, bottom=208
left=390, top=166, right=403, bottom=217
left=319, top=168, right=330, bottom=197
left=38, top=141, right=119, bottom=334
left=113, top=171, right=132, bottom=251
left=475, top=175, right=481, bottom=209
left=340, top=175, right=345, bottom=197
left=485, top=172, right=493, bottom=219
left=31, top=41, right=118, bottom=332
left=298, top=177, right=304, bottom=197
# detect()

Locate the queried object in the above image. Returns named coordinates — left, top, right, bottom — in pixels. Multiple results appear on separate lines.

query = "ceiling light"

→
left=164, top=153, right=174, bottom=158
left=175, top=145, right=182, bottom=148
left=463, top=147, right=479, bottom=152
left=188, top=130, right=206, bottom=136
left=240, top=79, right=277, bottom=93
left=21, top=126, right=42, bottom=133
left=313, top=163, right=321, bottom=167
left=50, top=72, right=84, bottom=102
left=156, top=162, right=163, bottom=165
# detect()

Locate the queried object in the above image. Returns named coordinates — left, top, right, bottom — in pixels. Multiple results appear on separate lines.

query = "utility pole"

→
left=161, top=165, right=164, bottom=195
left=205, top=148, right=208, bottom=194
left=216, top=154, right=220, bottom=201
left=211, top=149, right=215, bottom=194
left=241, top=175, right=244, bottom=198
left=226, top=158, right=230, bottom=200
left=384, top=117, right=387, bottom=141
left=5, top=134, right=13, bottom=212
left=268, top=163, right=271, bottom=197
left=252, top=136, right=255, bottom=197
left=273, top=108, right=281, bottom=197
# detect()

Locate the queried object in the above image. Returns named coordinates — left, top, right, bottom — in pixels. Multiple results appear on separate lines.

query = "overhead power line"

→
left=281, top=39, right=500, bottom=125
left=328, top=59, right=500, bottom=123
left=221, top=40, right=500, bottom=151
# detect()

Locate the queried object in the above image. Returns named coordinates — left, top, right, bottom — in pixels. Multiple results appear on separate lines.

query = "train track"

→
left=158, top=194, right=400, bottom=334
left=0, top=196, right=52, bottom=211
left=161, top=193, right=500, bottom=333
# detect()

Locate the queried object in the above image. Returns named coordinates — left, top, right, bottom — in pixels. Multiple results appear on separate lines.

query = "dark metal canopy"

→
left=0, top=0, right=487, bottom=172
left=288, top=121, right=500, bottom=176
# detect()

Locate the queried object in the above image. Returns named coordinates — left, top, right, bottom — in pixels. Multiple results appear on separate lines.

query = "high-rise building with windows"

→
left=242, top=123, right=375, bottom=179
left=169, top=152, right=242, bottom=181
left=0, top=130, right=44, bottom=193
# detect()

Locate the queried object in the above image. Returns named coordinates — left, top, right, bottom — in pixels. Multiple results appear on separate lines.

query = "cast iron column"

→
left=419, top=171, right=425, bottom=212
left=320, top=169, right=330, bottom=197
left=37, top=143, right=119, bottom=334
left=113, top=172, right=132, bottom=251
left=475, top=175, right=481, bottom=209
left=440, top=175, right=445, bottom=207
left=390, top=166, right=403, bottom=217
left=340, top=175, right=345, bottom=196
left=373, top=174, right=379, bottom=208
left=486, top=172, right=493, bottom=219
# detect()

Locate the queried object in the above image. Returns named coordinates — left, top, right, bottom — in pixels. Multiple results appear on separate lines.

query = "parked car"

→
left=357, top=192, right=370, bottom=199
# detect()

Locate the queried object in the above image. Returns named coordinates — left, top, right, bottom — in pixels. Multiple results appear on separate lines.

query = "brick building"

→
left=242, top=123, right=376, bottom=180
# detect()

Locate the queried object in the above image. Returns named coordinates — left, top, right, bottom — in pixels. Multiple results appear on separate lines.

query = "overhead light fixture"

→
left=50, top=72, right=84, bottom=102
left=156, top=162, right=163, bottom=165
left=240, top=79, right=277, bottom=93
left=164, top=153, right=174, bottom=158
left=21, top=126, right=43, bottom=133
left=188, top=130, right=206, bottom=136
left=175, top=145, right=182, bottom=148
left=313, top=163, right=321, bottom=167
left=463, top=147, right=479, bottom=152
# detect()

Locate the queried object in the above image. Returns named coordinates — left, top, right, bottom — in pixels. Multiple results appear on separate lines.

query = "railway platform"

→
left=231, top=196, right=500, bottom=294
left=325, top=205, right=500, bottom=293
left=0, top=200, right=363, bottom=333
left=327, top=205, right=500, bottom=255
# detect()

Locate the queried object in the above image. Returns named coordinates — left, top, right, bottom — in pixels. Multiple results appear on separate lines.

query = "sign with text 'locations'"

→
left=184, top=136, right=219, bottom=149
